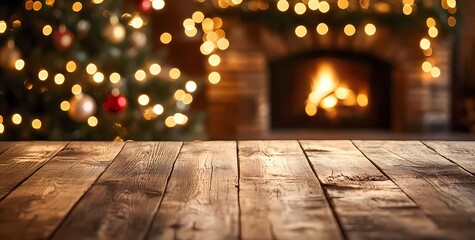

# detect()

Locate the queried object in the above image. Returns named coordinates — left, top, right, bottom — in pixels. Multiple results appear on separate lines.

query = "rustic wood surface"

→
left=0, top=141, right=473, bottom=240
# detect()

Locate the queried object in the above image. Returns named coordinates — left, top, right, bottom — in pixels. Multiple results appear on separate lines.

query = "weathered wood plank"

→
left=300, top=140, right=444, bottom=240
left=423, top=141, right=475, bottom=175
left=0, top=141, right=66, bottom=200
left=53, top=142, right=182, bottom=240
left=0, top=142, right=124, bottom=239
left=147, top=141, right=239, bottom=239
left=353, top=140, right=475, bottom=237
left=238, top=140, right=342, bottom=240
left=0, top=142, right=14, bottom=154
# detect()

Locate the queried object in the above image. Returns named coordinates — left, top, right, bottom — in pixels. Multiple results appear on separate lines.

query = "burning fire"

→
left=305, top=63, right=368, bottom=116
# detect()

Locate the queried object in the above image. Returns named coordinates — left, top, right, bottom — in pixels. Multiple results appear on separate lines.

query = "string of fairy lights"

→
left=0, top=0, right=459, bottom=136
left=186, top=0, right=458, bottom=110
left=0, top=0, right=199, bottom=136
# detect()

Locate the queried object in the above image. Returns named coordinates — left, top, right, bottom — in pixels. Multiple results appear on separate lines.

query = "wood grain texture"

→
left=300, top=140, right=443, bottom=240
left=353, top=140, right=475, bottom=238
left=0, top=142, right=124, bottom=240
left=0, top=142, right=14, bottom=154
left=53, top=142, right=182, bottom=240
left=148, top=141, right=239, bottom=240
left=0, top=141, right=66, bottom=200
left=238, top=140, right=342, bottom=240
left=423, top=141, right=475, bottom=175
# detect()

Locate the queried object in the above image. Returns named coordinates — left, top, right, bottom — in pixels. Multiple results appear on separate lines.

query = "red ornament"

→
left=53, top=25, right=74, bottom=51
left=103, top=94, right=128, bottom=112
left=138, top=0, right=152, bottom=12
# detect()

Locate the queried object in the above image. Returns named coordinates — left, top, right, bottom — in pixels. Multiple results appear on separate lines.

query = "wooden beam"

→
left=0, top=141, right=66, bottom=200
left=353, top=140, right=475, bottom=237
left=238, top=140, right=342, bottom=240
left=147, top=141, right=239, bottom=239
left=52, top=142, right=181, bottom=239
left=0, top=142, right=124, bottom=239
left=300, top=140, right=444, bottom=239
left=423, top=141, right=475, bottom=175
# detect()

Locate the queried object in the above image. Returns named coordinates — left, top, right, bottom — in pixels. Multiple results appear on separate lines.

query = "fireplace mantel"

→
left=206, top=19, right=452, bottom=139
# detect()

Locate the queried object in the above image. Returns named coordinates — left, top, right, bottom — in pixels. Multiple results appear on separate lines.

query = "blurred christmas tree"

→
left=0, top=0, right=205, bottom=140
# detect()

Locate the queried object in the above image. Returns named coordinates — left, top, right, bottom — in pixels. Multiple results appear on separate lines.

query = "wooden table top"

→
left=0, top=141, right=473, bottom=240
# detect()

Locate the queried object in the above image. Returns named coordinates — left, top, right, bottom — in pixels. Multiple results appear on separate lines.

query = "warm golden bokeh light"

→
left=152, top=0, right=165, bottom=10
left=294, top=3, right=307, bottom=15
left=174, top=89, right=186, bottom=101
left=208, top=72, right=221, bottom=84
left=192, top=11, right=205, bottom=23
left=12, top=113, right=22, bottom=125
left=66, top=61, right=77, bottom=72
left=32, top=119, right=42, bottom=129
left=208, top=54, right=221, bottom=66
left=86, top=63, right=97, bottom=74
left=295, top=25, right=307, bottom=38
left=305, top=103, right=317, bottom=116
left=335, top=87, right=351, bottom=100
left=93, top=72, right=104, bottom=83
left=420, top=38, right=431, bottom=50
left=38, top=69, right=48, bottom=81
left=71, top=84, right=82, bottom=95
left=447, top=0, right=456, bottom=8
left=183, top=94, right=193, bottom=104
left=129, top=15, right=144, bottom=29
left=186, top=81, right=197, bottom=92
left=431, top=66, right=441, bottom=78
left=337, top=0, right=348, bottom=9
left=169, top=68, right=181, bottom=79
left=60, top=101, right=71, bottom=111
left=319, top=1, right=330, bottom=13
left=448, top=16, right=456, bottom=27
left=277, top=0, right=290, bottom=12
left=173, top=113, right=188, bottom=125
left=72, top=2, right=82, bottom=12
left=135, top=69, right=146, bottom=81
left=422, top=61, right=432, bottom=72
left=344, top=24, right=356, bottom=36
left=428, top=27, right=438, bottom=38
left=42, top=25, right=52, bottom=36
left=149, top=63, right=161, bottom=75
left=426, top=17, right=436, bottom=27
left=54, top=73, right=65, bottom=85
left=217, top=38, right=230, bottom=50
left=15, top=59, right=25, bottom=70
left=87, top=116, right=98, bottom=127
left=165, top=116, right=176, bottom=128
left=202, top=18, right=214, bottom=32
left=364, top=23, right=376, bottom=35
left=153, top=104, right=164, bottom=115
left=402, top=4, right=412, bottom=15
left=160, top=32, right=172, bottom=44
left=308, top=0, right=319, bottom=10
left=109, top=72, right=121, bottom=83
left=33, top=1, right=42, bottom=11
left=357, top=94, right=369, bottom=107
left=138, top=94, right=150, bottom=106
left=0, top=21, right=6, bottom=34
left=316, top=23, right=329, bottom=35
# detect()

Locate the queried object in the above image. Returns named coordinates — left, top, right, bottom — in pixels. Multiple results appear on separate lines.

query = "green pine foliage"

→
left=0, top=0, right=205, bottom=140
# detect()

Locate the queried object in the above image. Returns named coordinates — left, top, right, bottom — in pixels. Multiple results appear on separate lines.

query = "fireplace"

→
left=206, top=19, right=452, bottom=139
left=270, top=51, right=391, bottom=130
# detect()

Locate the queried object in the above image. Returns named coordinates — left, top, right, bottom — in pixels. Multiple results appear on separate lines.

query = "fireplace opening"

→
left=270, top=51, right=392, bottom=130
